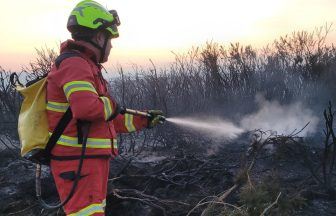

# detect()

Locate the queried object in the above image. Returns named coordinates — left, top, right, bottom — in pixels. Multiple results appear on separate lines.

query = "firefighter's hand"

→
left=107, top=103, right=125, bottom=121
left=117, top=104, right=126, bottom=115
left=147, top=110, right=165, bottom=128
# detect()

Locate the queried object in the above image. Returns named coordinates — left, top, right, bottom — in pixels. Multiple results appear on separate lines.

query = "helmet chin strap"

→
left=101, top=37, right=109, bottom=62
left=87, top=37, right=109, bottom=63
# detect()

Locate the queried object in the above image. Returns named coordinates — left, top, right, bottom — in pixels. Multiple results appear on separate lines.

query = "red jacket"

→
left=46, top=40, right=148, bottom=157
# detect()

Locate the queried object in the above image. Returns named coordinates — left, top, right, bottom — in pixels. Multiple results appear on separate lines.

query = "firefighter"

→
left=46, top=0, right=163, bottom=215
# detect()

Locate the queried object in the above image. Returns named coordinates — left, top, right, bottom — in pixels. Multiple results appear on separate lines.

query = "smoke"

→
left=240, top=95, right=319, bottom=136
left=167, top=95, right=320, bottom=139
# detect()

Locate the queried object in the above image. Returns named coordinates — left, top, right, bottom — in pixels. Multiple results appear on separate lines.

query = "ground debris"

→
left=0, top=131, right=335, bottom=216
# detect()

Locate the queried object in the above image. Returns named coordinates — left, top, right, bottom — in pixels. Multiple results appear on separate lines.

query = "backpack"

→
left=11, top=51, right=82, bottom=165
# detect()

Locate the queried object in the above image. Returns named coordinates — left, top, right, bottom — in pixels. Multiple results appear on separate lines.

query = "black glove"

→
left=107, top=103, right=125, bottom=121
left=147, top=110, right=165, bottom=128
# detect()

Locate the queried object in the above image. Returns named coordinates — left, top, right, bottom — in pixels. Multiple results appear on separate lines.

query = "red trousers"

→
left=51, top=158, right=110, bottom=215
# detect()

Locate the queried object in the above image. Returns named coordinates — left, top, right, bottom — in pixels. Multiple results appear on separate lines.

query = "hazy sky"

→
left=0, top=0, right=335, bottom=71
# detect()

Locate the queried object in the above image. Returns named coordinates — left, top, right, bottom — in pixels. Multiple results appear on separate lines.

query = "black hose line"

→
left=36, top=121, right=91, bottom=210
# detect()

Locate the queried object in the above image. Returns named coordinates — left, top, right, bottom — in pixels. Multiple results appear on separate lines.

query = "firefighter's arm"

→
left=56, top=57, right=118, bottom=121
left=113, top=109, right=164, bottom=134
left=113, top=113, right=148, bottom=134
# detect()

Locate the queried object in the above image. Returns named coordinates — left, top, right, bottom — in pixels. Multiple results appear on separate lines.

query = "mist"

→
left=168, top=95, right=320, bottom=139
left=240, top=95, right=319, bottom=136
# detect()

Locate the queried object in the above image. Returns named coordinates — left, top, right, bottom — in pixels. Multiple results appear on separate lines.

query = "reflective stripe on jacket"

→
left=46, top=40, right=148, bottom=157
left=48, top=132, right=117, bottom=150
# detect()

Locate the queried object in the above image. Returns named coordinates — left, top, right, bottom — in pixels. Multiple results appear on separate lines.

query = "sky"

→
left=0, top=0, right=335, bottom=72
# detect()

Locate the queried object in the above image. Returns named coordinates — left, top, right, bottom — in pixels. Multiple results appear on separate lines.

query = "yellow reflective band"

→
left=112, top=138, right=118, bottom=150
left=63, top=81, right=97, bottom=100
left=49, top=133, right=111, bottom=149
left=46, top=101, right=69, bottom=113
left=100, top=96, right=113, bottom=120
left=125, top=114, right=136, bottom=132
left=68, top=202, right=104, bottom=216
left=102, top=199, right=106, bottom=208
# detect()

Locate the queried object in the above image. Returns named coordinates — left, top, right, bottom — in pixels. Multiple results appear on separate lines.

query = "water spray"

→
left=123, top=108, right=243, bottom=139
left=166, top=117, right=244, bottom=139
left=124, top=97, right=319, bottom=140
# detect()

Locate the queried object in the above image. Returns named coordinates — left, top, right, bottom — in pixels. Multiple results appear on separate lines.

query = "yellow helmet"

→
left=67, top=0, right=120, bottom=39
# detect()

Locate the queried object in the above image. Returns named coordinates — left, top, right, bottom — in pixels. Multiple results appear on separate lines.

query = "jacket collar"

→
left=60, top=39, right=101, bottom=66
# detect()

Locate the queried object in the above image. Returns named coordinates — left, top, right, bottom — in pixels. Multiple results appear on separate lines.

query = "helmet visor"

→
left=102, top=10, right=120, bottom=38
left=109, top=10, right=120, bottom=26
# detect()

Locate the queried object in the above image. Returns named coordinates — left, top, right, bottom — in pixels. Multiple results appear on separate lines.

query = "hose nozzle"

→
left=158, top=116, right=166, bottom=124
left=124, top=108, right=166, bottom=125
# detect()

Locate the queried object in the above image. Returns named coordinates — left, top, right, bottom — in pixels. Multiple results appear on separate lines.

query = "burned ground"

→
left=1, top=127, right=336, bottom=216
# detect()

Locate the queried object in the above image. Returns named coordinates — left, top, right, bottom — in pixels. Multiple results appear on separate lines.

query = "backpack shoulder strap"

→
left=42, top=51, right=84, bottom=163
left=55, top=51, right=83, bottom=69
left=21, top=51, right=83, bottom=88
left=44, top=108, right=73, bottom=157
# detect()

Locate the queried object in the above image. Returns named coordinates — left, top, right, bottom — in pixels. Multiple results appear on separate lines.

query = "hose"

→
left=35, top=122, right=90, bottom=209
